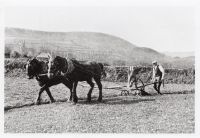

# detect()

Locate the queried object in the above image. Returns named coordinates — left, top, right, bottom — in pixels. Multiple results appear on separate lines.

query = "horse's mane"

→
left=70, top=58, right=85, bottom=64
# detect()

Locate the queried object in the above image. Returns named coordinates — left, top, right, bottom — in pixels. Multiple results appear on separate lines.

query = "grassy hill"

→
left=164, top=51, right=194, bottom=58
left=5, top=27, right=194, bottom=68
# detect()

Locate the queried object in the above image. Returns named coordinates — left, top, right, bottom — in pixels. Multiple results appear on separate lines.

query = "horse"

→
left=128, top=66, right=146, bottom=88
left=127, top=66, right=151, bottom=96
left=47, top=56, right=106, bottom=104
left=25, top=57, right=73, bottom=105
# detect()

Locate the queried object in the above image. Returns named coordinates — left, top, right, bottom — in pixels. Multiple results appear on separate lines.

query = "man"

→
left=152, top=60, right=165, bottom=95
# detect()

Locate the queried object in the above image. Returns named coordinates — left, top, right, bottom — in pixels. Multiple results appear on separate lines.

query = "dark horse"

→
left=25, top=58, right=73, bottom=104
left=47, top=56, right=105, bottom=104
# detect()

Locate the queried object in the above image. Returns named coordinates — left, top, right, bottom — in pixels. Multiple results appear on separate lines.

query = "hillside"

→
left=164, top=51, right=194, bottom=58
left=169, top=56, right=195, bottom=69
left=5, top=27, right=194, bottom=68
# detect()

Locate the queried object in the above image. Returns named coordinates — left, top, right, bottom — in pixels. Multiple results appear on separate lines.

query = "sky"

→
left=4, top=6, right=196, bottom=52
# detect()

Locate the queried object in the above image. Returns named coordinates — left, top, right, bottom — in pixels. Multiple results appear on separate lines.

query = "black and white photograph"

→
left=2, top=0, right=199, bottom=134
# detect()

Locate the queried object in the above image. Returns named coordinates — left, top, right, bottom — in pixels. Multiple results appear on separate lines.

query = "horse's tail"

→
left=98, top=63, right=106, bottom=78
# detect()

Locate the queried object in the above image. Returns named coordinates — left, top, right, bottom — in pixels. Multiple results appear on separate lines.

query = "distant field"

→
left=4, top=77, right=195, bottom=133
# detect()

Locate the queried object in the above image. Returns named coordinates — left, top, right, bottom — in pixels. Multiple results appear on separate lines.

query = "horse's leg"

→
left=72, top=81, right=78, bottom=104
left=69, top=89, right=73, bottom=102
left=86, top=79, right=95, bottom=102
left=35, top=85, right=46, bottom=105
left=94, top=78, right=102, bottom=102
left=62, top=80, right=73, bottom=102
left=45, top=88, right=56, bottom=103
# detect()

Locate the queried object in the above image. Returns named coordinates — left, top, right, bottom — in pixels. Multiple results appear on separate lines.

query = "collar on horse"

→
left=61, top=58, right=75, bottom=75
left=35, top=73, right=48, bottom=80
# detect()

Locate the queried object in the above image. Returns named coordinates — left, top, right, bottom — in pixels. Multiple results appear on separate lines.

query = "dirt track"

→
left=4, top=77, right=195, bottom=133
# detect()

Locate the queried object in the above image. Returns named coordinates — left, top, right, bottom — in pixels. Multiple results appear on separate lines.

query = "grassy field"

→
left=4, top=77, right=195, bottom=133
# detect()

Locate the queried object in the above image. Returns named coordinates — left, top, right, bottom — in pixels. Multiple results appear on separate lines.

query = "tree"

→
left=10, top=51, right=21, bottom=58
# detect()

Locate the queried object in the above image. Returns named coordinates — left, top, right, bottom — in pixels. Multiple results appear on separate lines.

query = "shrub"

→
left=103, top=66, right=195, bottom=84
left=5, top=58, right=27, bottom=72
left=10, top=51, right=21, bottom=58
left=5, top=47, right=11, bottom=58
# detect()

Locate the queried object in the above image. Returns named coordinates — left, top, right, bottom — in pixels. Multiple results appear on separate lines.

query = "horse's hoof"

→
left=72, top=99, right=78, bottom=104
left=35, top=101, right=41, bottom=105
left=87, top=97, right=91, bottom=102
left=71, top=102, right=77, bottom=105
left=86, top=99, right=91, bottom=103
left=67, top=99, right=72, bottom=102
left=97, top=98, right=102, bottom=102
left=50, top=99, right=56, bottom=103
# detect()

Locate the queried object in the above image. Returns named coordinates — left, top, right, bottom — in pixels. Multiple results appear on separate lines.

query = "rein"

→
left=35, top=73, right=47, bottom=80
left=37, top=73, right=48, bottom=76
left=35, top=73, right=54, bottom=81
left=37, top=73, right=54, bottom=77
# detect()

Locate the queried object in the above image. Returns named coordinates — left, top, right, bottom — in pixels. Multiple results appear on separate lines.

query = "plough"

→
left=79, top=79, right=162, bottom=96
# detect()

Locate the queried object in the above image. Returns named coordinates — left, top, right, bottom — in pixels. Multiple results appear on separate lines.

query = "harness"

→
left=64, top=58, right=75, bottom=74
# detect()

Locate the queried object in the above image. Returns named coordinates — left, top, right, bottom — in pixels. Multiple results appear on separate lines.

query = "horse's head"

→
left=98, top=63, right=107, bottom=78
left=47, top=56, right=66, bottom=78
left=25, top=58, right=42, bottom=79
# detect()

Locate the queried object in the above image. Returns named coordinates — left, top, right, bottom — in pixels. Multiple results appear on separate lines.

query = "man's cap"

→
left=152, top=60, right=157, bottom=64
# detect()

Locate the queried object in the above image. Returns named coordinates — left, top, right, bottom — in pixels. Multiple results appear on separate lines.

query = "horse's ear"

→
left=47, top=53, right=53, bottom=60
left=25, top=57, right=32, bottom=64
left=29, top=56, right=36, bottom=60
left=31, top=56, right=37, bottom=62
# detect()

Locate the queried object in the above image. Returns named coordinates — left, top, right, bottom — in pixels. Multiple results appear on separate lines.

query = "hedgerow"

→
left=5, top=58, right=195, bottom=84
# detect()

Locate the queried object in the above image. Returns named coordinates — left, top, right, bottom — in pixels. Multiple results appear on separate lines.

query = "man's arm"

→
left=152, top=67, right=155, bottom=82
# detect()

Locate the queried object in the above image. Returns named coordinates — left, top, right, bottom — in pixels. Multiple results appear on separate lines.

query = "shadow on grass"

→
left=4, top=94, right=155, bottom=111
left=162, top=89, right=195, bottom=95
left=4, top=98, right=68, bottom=112
left=5, top=89, right=194, bottom=112
left=77, top=97, right=155, bottom=105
